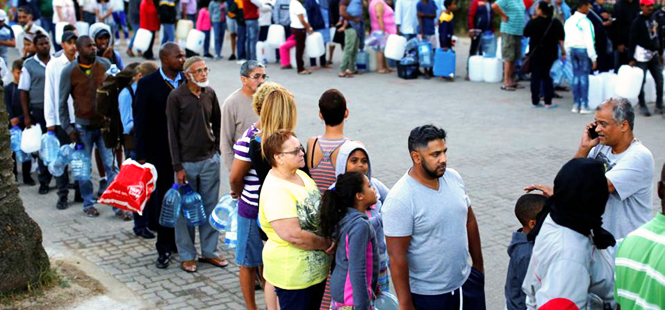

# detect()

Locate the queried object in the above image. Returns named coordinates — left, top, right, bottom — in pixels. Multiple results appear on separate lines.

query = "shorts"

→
left=411, top=267, right=486, bottom=310
left=234, top=214, right=264, bottom=267
left=259, top=25, right=269, bottom=41
left=500, top=33, right=522, bottom=61
left=227, top=18, right=238, bottom=34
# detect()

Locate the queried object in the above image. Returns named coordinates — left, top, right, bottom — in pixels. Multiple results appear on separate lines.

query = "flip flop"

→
left=198, top=256, right=229, bottom=268
left=181, top=260, right=197, bottom=273
left=501, top=85, right=516, bottom=91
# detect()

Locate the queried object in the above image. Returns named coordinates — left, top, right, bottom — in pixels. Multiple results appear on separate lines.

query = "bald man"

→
left=134, top=42, right=187, bottom=269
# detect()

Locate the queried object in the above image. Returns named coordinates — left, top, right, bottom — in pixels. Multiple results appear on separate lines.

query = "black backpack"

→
left=96, top=66, right=135, bottom=150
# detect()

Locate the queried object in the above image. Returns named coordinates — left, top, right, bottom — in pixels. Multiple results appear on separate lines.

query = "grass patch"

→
left=0, top=263, right=64, bottom=306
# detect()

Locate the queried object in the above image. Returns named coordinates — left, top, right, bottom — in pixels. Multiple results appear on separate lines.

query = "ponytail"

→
left=319, top=172, right=366, bottom=240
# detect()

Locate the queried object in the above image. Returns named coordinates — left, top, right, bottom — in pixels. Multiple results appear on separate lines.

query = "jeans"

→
left=162, top=23, right=175, bottom=44
left=212, top=21, right=226, bottom=57
left=340, top=27, right=359, bottom=72
left=175, top=153, right=221, bottom=261
left=187, top=13, right=197, bottom=27
left=83, top=11, right=96, bottom=24
left=570, top=48, right=591, bottom=108
left=637, top=56, right=664, bottom=109
left=245, top=19, right=259, bottom=61
left=128, top=23, right=140, bottom=50
left=112, top=11, right=129, bottom=40
left=202, top=30, right=211, bottom=55
left=237, top=24, right=247, bottom=59
left=530, top=58, right=555, bottom=106
left=75, top=125, right=119, bottom=211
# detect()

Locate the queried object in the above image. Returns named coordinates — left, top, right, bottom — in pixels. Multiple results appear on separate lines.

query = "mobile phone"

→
left=588, top=124, right=599, bottom=139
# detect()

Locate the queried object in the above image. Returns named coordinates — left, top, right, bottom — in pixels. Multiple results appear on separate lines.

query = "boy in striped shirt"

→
left=614, top=163, right=665, bottom=310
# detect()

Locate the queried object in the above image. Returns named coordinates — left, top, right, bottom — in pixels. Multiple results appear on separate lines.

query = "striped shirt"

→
left=495, top=0, right=525, bottom=36
left=310, top=137, right=348, bottom=193
left=233, top=124, right=261, bottom=219
left=615, top=213, right=665, bottom=310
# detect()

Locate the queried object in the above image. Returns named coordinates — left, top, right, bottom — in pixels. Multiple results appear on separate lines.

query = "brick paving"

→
left=12, top=39, right=665, bottom=309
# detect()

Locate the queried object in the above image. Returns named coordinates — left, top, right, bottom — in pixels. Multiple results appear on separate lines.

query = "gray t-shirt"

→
left=220, top=88, right=258, bottom=171
left=382, top=168, right=471, bottom=295
left=588, top=140, right=654, bottom=239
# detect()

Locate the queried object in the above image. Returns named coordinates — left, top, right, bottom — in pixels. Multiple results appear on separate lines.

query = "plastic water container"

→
left=369, top=50, right=377, bottom=71
left=210, top=194, right=237, bottom=232
left=645, top=72, right=656, bottom=103
left=496, top=36, right=502, bottom=59
left=176, top=19, right=193, bottom=40
left=75, top=21, right=89, bottom=36
left=70, top=144, right=91, bottom=181
left=21, top=125, right=42, bottom=154
left=433, top=48, right=456, bottom=78
left=55, top=22, right=69, bottom=44
left=418, top=41, right=433, bottom=68
left=305, top=32, right=325, bottom=58
left=374, top=292, right=399, bottom=310
left=615, top=65, right=644, bottom=99
left=224, top=206, right=238, bottom=248
left=468, top=55, right=484, bottom=82
left=181, top=184, right=206, bottom=227
left=599, top=72, right=617, bottom=100
left=257, top=41, right=268, bottom=63
left=384, top=34, right=407, bottom=60
left=481, top=31, right=497, bottom=58
left=40, top=131, right=60, bottom=164
left=159, top=184, right=182, bottom=228
left=290, top=48, right=296, bottom=69
left=483, top=57, right=503, bottom=83
left=10, top=126, right=22, bottom=152
left=267, top=24, right=286, bottom=48
left=186, top=29, right=205, bottom=55
left=356, top=50, right=370, bottom=72
left=588, top=74, right=604, bottom=110
left=48, top=144, right=74, bottom=177
left=133, top=28, right=153, bottom=54
left=266, top=45, right=277, bottom=63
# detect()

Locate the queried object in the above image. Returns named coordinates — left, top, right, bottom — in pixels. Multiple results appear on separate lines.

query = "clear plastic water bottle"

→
left=224, top=206, right=238, bottom=248
left=48, top=144, right=75, bottom=177
left=481, top=31, right=497, bottom=58
left=181, top=184, right=206, bottom=227
left=10, top=126, right=22, bottom=152
left=40, top=131, right=61, bottom=164
left=159, top=183, right=182, bottom=228
left=70, top=144, right=91, bottom=181
left=209, top=194, right=237, bottom=231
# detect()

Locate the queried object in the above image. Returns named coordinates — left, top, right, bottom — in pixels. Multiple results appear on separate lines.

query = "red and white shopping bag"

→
left=98, top=159, right=158, bottom=215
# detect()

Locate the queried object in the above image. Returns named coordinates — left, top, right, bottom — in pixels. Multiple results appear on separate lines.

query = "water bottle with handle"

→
left=159, top=183, right=182, bottom=228
left=40, top=131, right=61, bottom=164
left=48, top=144, right=75, bottom=177
left=70, top=144, right=91, bottom=180
left=181, top=184, right=206, bottom=227
left=224, top=206, right=238, bottom=248
left=210, top=194, right=237, bottom=232
left=10, top=126, right=22, bottom=151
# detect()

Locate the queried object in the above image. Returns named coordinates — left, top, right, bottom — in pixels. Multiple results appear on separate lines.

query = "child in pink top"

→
left=196, top=7, right=214, bottom=57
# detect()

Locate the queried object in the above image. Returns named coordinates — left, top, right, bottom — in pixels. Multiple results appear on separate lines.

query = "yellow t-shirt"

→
left=259, top=169, right=331, bottom=290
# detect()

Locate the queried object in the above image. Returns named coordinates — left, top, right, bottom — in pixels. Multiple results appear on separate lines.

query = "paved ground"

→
left=11, top=36, right=665, bottom=310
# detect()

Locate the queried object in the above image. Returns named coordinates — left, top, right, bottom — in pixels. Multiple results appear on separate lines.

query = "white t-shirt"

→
left=587, top=140, right=655, bottom=239
left=289, top=0, right=307, bottom=29
left=382, top=168, right=471, bottom=295
left=53, top=0, right=77, bottom=24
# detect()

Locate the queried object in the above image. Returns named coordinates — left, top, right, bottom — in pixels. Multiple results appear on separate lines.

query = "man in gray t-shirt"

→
left=383, top=125, right=485, bottom=310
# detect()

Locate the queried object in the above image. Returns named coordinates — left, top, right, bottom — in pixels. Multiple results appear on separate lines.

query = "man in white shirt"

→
left=564, top=0, right=597, bottom=114
left=395, top=0, right=419, bottom=39
left=44, top=30, right=78, bottom=210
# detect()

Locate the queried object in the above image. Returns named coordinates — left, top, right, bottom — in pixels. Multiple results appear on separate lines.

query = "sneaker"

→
left=580, top=106, right=594, bottom=114
left=97, top=179, right=108, bottom=198
left=24, top=176, right=36, bottom=186
left=571, top=105, right=580, bottom=113
left=39, top=184, right=50, bottom=195
left=56, top=197, right=68, bottom=210
left=228, top=54, right=237, bottom=61
left=639, top=105, right=652, bottom=117
left=84, top=206, right=100, bottom=217
left=204, top=53, right=214, bottom=59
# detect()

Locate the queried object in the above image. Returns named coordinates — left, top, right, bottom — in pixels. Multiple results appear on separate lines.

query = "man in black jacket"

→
left=134, top=42, right=186, bottom=268
left=613, top=0, right=640, bottom=70
left=629, top=0, right=663, bottom=117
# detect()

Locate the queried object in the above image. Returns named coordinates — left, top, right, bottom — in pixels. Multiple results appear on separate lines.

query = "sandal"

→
left=115, top=210, right=133, bottom=221
left=338, top=72, right=347, bottom=77
left=500, top=85, right=516, bottom=91
left=84, top=207, right=100, bottom=217
left=281, top=65, right=293, bottom=70
left=181, top=260, right=197, bottom=273
left=198, top=256, right=229, bottom=268
left=378, top=69, right=390, bottom=74
left=297, top=70, right=312, bottom=75
left=510, top=84, right=525, bottom=89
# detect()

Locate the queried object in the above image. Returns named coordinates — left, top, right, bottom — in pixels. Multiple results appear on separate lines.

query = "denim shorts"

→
left=234, top=214, right=264, bottom=267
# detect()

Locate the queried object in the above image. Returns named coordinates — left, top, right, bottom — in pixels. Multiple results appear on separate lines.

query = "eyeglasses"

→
left=279, top=146, right=305, bottom=156
left=246, top=74, right=269, bottom=80
left=190, top=67, right=211, bottom=75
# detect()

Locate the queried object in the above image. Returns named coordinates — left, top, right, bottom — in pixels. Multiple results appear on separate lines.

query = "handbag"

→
left=521, top=19, right=555, bottom=74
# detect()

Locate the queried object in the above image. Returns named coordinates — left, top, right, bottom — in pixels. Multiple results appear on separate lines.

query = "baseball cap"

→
left=61, top=31, right=77, bottom=44
left=0, top=10, right=7, bottom=22
left=640, top=0, right=655, bottom=5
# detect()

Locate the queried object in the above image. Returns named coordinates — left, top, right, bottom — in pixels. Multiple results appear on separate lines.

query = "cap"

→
left=0, top=10, right=7, bottom=22
left=61, top=30, right=77, bottom=44
left=640, top=0, right=655, bottom=5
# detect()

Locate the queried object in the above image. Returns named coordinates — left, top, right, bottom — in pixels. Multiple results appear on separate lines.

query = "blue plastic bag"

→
left=550, top=59, right=573, bottom=86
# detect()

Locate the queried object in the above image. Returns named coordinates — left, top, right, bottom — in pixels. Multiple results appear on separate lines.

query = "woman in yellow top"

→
left=259, top=129, right=333, bottom=309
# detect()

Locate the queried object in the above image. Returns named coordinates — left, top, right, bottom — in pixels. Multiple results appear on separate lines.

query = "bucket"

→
left=384, top=34, right=407, bottom=60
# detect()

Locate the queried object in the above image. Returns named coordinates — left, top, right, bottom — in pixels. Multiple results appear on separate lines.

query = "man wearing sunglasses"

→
left=221, top=60, right=267, bottom=171
left=166, top=56, right=227, bottom=273
left=629, top=0, right=664, bottom=117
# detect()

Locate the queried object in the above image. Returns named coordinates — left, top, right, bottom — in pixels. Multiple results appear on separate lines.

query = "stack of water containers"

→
left=159, top=183, right=207, bottom=228
left=48, top=144, right=75, bottom=177
left=468, top=31, right=502, bottom=83
left=70, top=144, right=92, bottom=181
left=10, top=126, right=30, bottom=163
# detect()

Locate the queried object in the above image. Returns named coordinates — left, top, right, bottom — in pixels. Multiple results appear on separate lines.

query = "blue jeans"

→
left=76, top=125, right=119, bottom=212
left=203, top=30, right=211, bottom=55
left=112, top=11, right=129, bottom=39
left=212, top=21, right=226, bottom=57
left=162, top=23, right=175, bottom=44
left=187, top=13, right=197, bottom=28
left=571, top=48, right=591, bottom=108
left=237, top=24, right=247, bottom=60
left=245, top=19, right=259, bottom=61
left=129, top=23, right=140, bottom=50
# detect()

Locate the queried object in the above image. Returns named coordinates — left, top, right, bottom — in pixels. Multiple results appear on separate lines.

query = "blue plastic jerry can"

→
left=433, top=48, right=456, bottom=78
